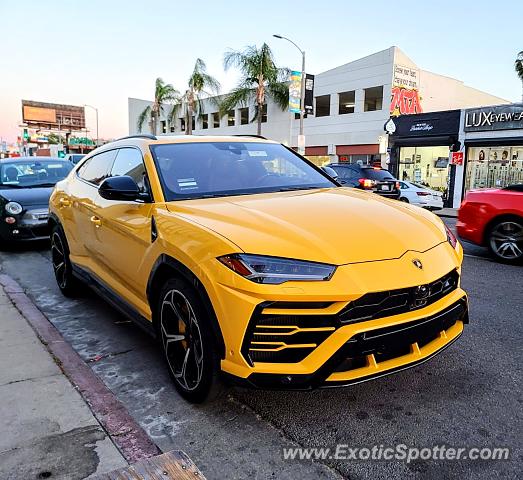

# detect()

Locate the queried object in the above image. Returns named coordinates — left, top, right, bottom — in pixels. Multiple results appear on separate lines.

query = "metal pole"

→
left=299, top=50, right=306, bottom=155
left=95, top=107, right=99, bottom=146
left=273, top=35, right=306, bottom=154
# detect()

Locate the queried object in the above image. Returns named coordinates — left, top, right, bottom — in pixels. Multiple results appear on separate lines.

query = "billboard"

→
left=390, top=65, right=423, bottom=116
left=21, top=100, right=86, bottom=130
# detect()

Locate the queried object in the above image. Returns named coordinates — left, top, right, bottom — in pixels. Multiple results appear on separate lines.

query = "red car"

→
left=457, top=184, right=523, bottom=264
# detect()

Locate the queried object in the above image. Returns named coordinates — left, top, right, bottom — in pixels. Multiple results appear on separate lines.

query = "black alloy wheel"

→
left=158, top=278, right=220, bottom=402
left=51, top=225, right=80, bottom=296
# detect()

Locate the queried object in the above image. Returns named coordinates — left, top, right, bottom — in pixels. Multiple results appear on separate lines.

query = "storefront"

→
left=388, top=110, right=461, bottom=207
left=461, top=104, right=523, bottom=196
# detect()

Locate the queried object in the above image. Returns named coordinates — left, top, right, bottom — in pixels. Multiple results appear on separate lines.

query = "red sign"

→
left=390, top=86, right=423, bottom=116
left=451, top=152, right=464, bottom=165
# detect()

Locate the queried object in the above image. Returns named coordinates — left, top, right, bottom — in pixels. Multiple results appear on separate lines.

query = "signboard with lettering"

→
left=390, top=65, right=422, bottom=116
left=451, top=152, right=464, bottom=165
left=464, top=104, right=523, bottom=132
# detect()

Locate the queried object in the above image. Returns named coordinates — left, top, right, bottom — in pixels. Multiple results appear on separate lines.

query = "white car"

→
left=399, top=181, right=444, bottom=210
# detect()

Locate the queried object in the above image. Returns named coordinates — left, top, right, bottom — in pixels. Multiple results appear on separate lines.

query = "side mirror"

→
left=99, top=176, right=149, bottom=202
left=321, top=166, right=339, bottom=180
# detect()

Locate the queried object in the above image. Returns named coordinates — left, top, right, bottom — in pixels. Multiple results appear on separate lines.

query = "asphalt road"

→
left=0, top=218, right=521, bottom=480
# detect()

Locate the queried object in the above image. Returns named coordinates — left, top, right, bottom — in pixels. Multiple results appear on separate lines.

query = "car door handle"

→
left=59, top=198, right=71, bottom=207
left=90, top=216, right=102, bottom=227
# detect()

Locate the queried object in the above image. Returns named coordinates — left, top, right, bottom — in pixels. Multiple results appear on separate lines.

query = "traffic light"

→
left=57, top=151, right=66, bottom=158
left=23, top=129, right=29, bottom=141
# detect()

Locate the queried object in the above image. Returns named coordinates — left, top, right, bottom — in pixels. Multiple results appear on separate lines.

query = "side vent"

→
left=151, top=216, right=158, bottom=243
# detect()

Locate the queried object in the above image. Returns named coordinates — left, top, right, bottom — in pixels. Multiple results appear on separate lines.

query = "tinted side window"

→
left=331, top=166, right=352, bottom=179
left=77, top=150, right=117, bottom=186
left=111, top=148, right=146, bottom=190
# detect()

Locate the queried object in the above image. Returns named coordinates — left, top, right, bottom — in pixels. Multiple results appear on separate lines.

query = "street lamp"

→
left=273, top=34, right=306, bottom=155
left=83, top=104, right=99, bottom=147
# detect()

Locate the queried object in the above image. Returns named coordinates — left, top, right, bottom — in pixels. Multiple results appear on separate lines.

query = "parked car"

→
left=457, top=184, right=523, bottom=264
left=0, top=157, right=73, bottom=245
left=49, top=135, right=467, bottom=402
left=64, top=153, right=86, bottom=165
left=399, top=181, right=444, bottom=210
left=327, top=163, right=401, bottom=199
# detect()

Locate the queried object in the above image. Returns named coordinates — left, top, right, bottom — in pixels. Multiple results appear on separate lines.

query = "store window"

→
left=465, top=146, right=523, bottom=192
left=398, top=146, right=450, bottom=193
left=212, top=112, right=220, bottom=128
left=261, top=104, right=267, bottom=123
left=364, top=86, right=383, bottom=112
left=315, top=95, right=330, bottom=117
left=240, top=107, right=249, bottom=125
left=338, top=91, right=355, bottom=114
left=228, top=110, right=235, bottom=126
left=305, top=156, right=331, bottom=167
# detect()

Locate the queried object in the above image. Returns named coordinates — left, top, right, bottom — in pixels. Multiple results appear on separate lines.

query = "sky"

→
left=0, top=0, right=522, bottom=143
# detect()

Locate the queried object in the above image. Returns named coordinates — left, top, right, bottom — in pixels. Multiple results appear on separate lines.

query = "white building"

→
left=128, top=46, right=507, bottom=168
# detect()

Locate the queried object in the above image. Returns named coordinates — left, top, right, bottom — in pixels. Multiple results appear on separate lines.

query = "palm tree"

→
left=516, top=51, right=523, bottom=102
left=168, top=58, right=220, bottom=135
left=137, top=78, right=179, bottom=134
left=220, top=43, right=289, bottom=136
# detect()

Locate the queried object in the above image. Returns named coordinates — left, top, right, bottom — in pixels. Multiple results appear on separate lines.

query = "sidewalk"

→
left=435, top=207, right=458, bottom=218
left=0, top=285, right=128, bottom=479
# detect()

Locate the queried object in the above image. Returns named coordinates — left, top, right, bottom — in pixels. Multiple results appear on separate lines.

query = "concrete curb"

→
left=0, top=273, right=162, bottom=465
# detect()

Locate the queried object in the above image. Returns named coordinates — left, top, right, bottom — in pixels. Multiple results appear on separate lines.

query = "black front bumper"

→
left=229, top=297, right=468, bottom=391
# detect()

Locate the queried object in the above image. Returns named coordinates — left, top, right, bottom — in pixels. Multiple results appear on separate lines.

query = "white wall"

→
left=128, top=46, right=510, bottom=153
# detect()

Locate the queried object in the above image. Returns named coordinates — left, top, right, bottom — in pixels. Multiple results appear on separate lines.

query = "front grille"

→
left=332, top=298, right=466, bottom=372
left=338, top=270, right=459, bottom=324
left=241, top=269, right=459, bottom=365
left=244, top=312, right=336, bottom=364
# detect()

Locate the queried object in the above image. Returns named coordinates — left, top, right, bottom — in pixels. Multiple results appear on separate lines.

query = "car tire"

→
left=157, top=277, right=224, bottom=403
left=51, top=224, right=82, bottom=297
left=400, top=197, right=409, bottom=203
left=487, top=218, right=523, bottom=265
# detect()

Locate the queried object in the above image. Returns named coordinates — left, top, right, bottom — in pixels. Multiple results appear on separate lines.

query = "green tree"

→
left=220, top=43, right=289, bottom=136
left=515, top=51, right=523, bottom=81
left=137, top=78, right=180, bottom=134
left=168, top=58, right=220, bottom=135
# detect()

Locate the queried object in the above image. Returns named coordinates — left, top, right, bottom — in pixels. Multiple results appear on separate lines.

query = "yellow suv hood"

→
left=166, top=188, right=447, bottom=265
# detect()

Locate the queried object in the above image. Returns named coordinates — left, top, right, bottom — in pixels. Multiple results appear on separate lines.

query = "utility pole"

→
left=273, top=34, right=306, bottom=155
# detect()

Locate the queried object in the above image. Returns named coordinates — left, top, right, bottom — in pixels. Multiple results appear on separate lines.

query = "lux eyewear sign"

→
left=464, top=105, right=523, bottom=132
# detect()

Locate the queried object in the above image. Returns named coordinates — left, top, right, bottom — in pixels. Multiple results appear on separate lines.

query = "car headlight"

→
left=444, top=224, right=458, bottom=249
left=5, top=202, right=23, bottom=215
left=217, top=254, right=336, bottom=284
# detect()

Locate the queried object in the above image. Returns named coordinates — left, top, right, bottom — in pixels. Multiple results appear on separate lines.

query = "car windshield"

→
left=0, top=160, right=72, bottom=187
left=362, top=168, right=396, bottom=181
left=150, top=142, right=336, bottom=200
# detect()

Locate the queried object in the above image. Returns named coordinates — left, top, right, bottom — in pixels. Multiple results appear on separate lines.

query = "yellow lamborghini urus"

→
left=49, top=135, right=468, bottom=402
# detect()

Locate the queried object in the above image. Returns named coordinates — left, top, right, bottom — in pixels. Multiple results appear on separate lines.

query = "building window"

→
left=261, top=104, right=267, bottom=123
left=294, top=112, right=308, bottom=119
left=338, top=91, right=355, bottom=114
left=364, top=86, right=383, bottom=111
left=170, top=125, right=175, bottom=132
left=160, top=120, right=167, bottom=133
left=180, top=118, right=186, bottom=131
left=239, top=107, right=249, bottom=125
left=315, top=95, right=330, bottom=117
left=212, top=112, right=220, bottom=128
left=201, top=114, right=208, bottom=129
left=191, top=116, right=195, bottom=131
left=228, top=110, right=235, bottom=127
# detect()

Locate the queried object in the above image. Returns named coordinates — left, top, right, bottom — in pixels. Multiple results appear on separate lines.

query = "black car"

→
left=328, top=163, right=401, bottom=199
left=0, top=157, right=73, bottom=245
